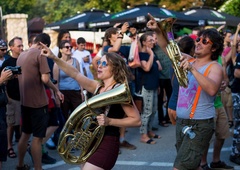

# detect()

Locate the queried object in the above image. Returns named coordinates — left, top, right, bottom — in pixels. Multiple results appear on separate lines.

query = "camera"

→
left=125, top=30, right=133, bottom=37
left=5, top=66, right=21, bottom=75
left=182, top=126, right=196, bottom=139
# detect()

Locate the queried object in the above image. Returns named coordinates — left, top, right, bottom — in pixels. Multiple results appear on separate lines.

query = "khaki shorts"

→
left=221, top=87, right=233, bottom=107
left=214, top=107, right=230, bottom=139
left=6, top=98, right=21, bottom=125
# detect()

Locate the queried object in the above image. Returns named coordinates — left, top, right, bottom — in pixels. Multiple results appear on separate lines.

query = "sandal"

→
left=8, top=148, right=17, bottom=158
left=141, top=139, right=156, bottom=144
left=149, top=134, right=161, bottom=139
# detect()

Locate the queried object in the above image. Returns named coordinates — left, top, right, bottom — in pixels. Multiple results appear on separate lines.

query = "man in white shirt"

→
left=72, top=37, right=93, bottom=79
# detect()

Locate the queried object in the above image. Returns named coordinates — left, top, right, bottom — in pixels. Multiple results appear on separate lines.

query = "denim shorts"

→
left=174, top=117, right=214, bottom=170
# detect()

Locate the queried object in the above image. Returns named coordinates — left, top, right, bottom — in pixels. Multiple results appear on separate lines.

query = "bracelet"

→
left=117, top=36, right=123, bottom=39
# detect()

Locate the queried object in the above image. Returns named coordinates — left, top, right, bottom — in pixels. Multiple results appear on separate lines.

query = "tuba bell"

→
left=57, top=82, right=132, bottom=164
left=157, top=18, right=188, bottom=87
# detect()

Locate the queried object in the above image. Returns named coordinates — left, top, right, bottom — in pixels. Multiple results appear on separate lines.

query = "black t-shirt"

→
left=231, top=53, right=240, bottom=93
left=138, top=52, right=159, bottom=90
left=103, top=45, right=130, bottom=62
left=1, top=57, right=20, bottom=100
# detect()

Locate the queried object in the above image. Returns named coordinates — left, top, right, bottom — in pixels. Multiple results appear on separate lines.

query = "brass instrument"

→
left=157, top=18, right=188, bottom=87
left=57, top=82, right=132, bottom=164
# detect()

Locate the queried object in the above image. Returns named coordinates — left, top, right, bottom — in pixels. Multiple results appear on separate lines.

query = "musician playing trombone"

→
left=147, top=13, right=223, bottom=170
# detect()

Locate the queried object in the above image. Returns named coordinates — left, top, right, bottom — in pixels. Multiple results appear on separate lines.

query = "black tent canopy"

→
left=89, top=4, right=199, bottom=30
left=182, top=6, right=240, bottom=27
left=44, top=9, right=110, bottom=31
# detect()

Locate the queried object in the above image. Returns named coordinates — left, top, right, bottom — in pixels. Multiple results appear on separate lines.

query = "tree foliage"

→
left=43, top=0, right=88, bottom=24
left=0, top=0, right=238, bottom=24
left=220, top=0, right=240, bottom=17
left=0, top=0, right=36, bottom=16
left=158, top=0, right=225, bottom=11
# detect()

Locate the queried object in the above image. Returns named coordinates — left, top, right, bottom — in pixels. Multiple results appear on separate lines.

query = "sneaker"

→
left=42, top=152, right=57, bottom=164
left=120, top=140, right=136, bottom=150
left=16, top=164, right=30, bottom=170
left=201, top=164, right=212, bottom=170
left=46, top=138, right=56, bottom=150
left=230, top=154, right=240, bottom=165
left=210, top=160, right=233, bottom=170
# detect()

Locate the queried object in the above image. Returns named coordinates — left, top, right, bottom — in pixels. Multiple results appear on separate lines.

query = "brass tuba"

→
left=157, top=18, right=188, bottom=87
left=57, top=82, right=132, bottom=164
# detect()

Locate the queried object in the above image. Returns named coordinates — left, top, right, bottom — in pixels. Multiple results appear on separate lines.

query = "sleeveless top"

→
left=176, top=62, right=216, bottom=119
left=59, top=58, right=80, bottom=90
left=94, top=83, right=126, bottom=137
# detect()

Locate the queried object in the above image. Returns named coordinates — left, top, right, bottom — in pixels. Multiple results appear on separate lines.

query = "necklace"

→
left=102, top=81, right=116, bottom=92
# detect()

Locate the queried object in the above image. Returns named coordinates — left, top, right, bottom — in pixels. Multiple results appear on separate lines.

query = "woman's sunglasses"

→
left=196, top=37, right=213, bottom=45
left=97, top=60, right=108, bottom=67
left=63, top=46, right=72, bottom=50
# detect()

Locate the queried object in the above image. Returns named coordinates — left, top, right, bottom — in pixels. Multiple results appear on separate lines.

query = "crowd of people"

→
left=0, top=12, right=239, bottom=170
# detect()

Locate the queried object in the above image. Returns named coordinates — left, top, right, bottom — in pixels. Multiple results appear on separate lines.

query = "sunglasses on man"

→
left=195, top=37, right=213, bottom=45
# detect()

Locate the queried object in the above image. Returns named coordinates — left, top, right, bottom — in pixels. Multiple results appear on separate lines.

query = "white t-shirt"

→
left=96, top=49, right=103, bottom=58
left=51, top=46, right=59, bottom=57
left=72, top=50, right=93, bottom=80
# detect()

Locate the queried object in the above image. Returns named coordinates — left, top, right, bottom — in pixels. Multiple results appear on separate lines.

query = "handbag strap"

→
left=189, top=63, right=213, bottom=119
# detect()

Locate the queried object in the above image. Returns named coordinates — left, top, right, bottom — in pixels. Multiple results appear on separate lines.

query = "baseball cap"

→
left=0, top=39, right=7, bottom=48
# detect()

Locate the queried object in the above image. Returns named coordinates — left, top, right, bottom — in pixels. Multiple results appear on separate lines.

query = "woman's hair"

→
left=57, top=30, right=70, bottom=47
left=58, top=40, right=71, bottom=58
left=104, top=27, right=118, bottom=46
left=177, top=36, right=195, bottom=56
left=139, top=32, right=153, bottom=47
left=103, top=52, right=131, bottom=84
left=198, top=28, right=224, bottom=60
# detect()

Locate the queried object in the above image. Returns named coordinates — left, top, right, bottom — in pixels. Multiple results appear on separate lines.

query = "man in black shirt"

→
left=1, top=37, right=23, bottom=159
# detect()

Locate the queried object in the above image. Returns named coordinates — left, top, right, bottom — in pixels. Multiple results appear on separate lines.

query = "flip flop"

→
left=141, top=139, right=156, bottom=144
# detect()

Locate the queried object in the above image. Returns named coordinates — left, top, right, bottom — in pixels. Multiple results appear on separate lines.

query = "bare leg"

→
left=31, top=136, right=43, bottom=170
left=42, top=126, right=58, bottom=144
left=212, top=138, right=224, bottom=162
left=226, top=106, right=233, bottom=122
left=7, top=125, right=14, bottom=149
left=17, top=132, right=31, bottom=167
left=119, top=127, right=125, bottom=139
left=200, top=143, right=209, bottom=166
left=82, top=162, right=104, bottom=170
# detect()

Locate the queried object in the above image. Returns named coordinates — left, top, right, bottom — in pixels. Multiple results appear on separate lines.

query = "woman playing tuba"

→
left=40, top=44, right=141, bottom=170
